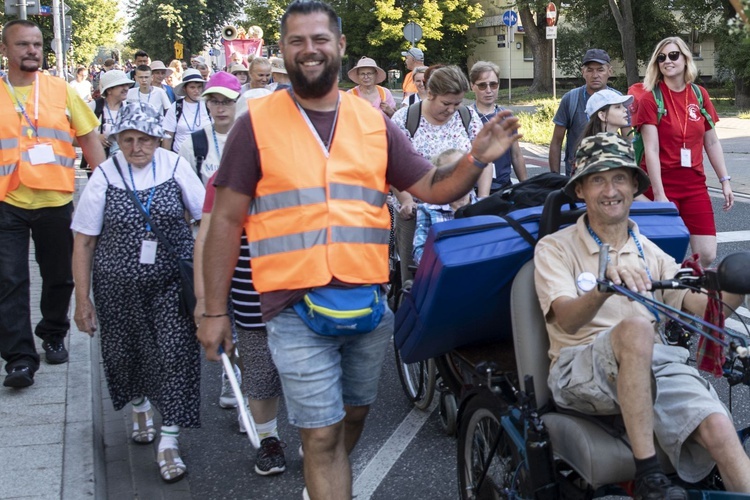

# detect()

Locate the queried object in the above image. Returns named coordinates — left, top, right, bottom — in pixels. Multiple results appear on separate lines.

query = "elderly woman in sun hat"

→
left=346, top=56, right=397, bottom=117
left=267, top=56, right=290, bottom=92
left=82, top=70, right=134, bottom=175
left=72, top=101, right=205, bottom=484
left=162, top=68, right=210, bottom=153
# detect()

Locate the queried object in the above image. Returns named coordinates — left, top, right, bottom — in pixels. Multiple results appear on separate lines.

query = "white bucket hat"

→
left=99, top=70, right=134, bottom=94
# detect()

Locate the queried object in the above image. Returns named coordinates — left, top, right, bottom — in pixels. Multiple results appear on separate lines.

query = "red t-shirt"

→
left=634, top=81, right=719, bottom=175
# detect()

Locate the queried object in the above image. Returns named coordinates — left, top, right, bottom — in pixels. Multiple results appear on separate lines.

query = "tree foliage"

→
left=127, top=0, right=241, bottom=62
left=0, top=0, right=122, bottom=66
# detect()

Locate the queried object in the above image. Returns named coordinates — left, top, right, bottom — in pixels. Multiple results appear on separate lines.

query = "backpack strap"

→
left=405, top=101, right=423, bottom=138
left=691, top=83, right=715, bottom=129
left=457, top=105, right=471, bottom=137
left=567, top=86, right=583, bottom=124
left=351, top=87, right=360, bottom=97
left=652, top=86, right=666, bottom=124
left=94, top=98, right=106, bottom=132
left=175, top=98, right=184, bottom=124
left=190, top=129, right=209, bottom=177
left=376, top=85, right=386, bottom=102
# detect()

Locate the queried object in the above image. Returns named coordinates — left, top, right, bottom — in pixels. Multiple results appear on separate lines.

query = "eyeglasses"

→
left=207, top=99, right=237, bottom=107
left=656, top=51, right=681, bottom=64
left=474, top=81, right=499, bottom=91
left=359, top=71, right=376, bottom=78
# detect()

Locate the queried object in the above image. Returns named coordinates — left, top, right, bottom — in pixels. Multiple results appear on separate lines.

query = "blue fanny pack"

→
left=293, top=285, right=385, bottom=336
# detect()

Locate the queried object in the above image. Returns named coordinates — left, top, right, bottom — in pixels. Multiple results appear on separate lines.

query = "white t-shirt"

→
left=70, top=79, right=93, bottom=102
left=71, top=148, right=206, bottom=236
left=88, top=99, right=123, bottom=156
left=126, top=86, right=171, bottom=113
left=162, top=99, right=211, bottom=153
left=178, top=124, right=227, bottom=186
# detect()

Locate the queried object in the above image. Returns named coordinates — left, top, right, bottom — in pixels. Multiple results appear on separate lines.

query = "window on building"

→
left=522, top=36, right=533, bottom=61
left=682, top=31, right=702, bottom=60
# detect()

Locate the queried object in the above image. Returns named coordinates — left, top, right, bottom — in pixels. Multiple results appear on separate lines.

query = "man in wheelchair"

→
left=533, top=133, right=750, bottom=499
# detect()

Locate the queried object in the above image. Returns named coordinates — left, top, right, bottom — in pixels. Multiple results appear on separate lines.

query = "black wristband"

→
left=201, top=312, right=229, bottom=318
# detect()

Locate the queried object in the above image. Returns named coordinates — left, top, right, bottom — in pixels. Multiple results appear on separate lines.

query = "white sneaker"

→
left=302, top=487, right=310, bottom=500
left=219, top=364, right=241, bottom=409
left=298, top=444, right=304, bottom=459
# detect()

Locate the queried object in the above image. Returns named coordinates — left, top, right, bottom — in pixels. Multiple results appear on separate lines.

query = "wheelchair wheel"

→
left=394, top=350, right=437, bottom=410
left=458, top=392, right=526, bottom=500
left=439, top=388, right=458, bottom=436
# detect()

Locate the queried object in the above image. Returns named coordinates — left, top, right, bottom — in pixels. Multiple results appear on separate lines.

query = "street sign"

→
left=4, top=0, right=41, bottom=16
left=546, top=2, right=557, bottom=27
left=546, top=26, right=557, bottom=39
left=403, top=22, right=423, bottom=45
left=502, top=10, right=518, bottom=27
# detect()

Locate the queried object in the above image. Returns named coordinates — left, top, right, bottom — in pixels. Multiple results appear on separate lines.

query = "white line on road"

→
left=353, top=398, right=438, bottom=500
left=717, top=231, right=750, bottom=244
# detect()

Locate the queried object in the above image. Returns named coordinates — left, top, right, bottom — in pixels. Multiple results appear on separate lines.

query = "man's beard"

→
left=20, top=59, right=40, bottom=72
left=286, top=55, right=339, bottom=99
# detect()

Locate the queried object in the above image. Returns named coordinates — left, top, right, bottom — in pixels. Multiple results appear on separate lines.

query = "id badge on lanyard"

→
left=28, top=143, right=56, bottom=165
left=140, top=239, right=158, bottom=264
left=680, top=147, right=691, bottom=168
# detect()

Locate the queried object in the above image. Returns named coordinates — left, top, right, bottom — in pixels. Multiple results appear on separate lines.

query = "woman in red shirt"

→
left=636, top=37, right=733, bottom=268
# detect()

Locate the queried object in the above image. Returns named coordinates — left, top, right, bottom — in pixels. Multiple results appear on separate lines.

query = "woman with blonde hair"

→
left=166, top=59, right=183, bottom=87
left=635, top=36, right=733, bottom=267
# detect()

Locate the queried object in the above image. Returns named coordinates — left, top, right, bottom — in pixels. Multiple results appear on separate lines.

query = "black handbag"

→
left=113, top=156, right=196, bottom=316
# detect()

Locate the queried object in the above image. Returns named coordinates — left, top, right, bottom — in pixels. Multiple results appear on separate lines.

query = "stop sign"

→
left=546, top=2, right=557, bottom=27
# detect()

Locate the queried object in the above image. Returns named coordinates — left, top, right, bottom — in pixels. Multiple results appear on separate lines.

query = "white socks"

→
left=256, top=418, right=279, bottom=440
left=158, top=425, right=180, bottom=452
left=131, top=396, right=151, bottom=413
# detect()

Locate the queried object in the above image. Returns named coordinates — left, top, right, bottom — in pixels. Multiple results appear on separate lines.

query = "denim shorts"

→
left=266, top=305, right=394, bottom=429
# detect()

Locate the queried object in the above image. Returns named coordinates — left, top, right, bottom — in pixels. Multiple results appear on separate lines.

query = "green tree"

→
left=67, top=0, right=123, bottom=65
left=518, top=1, right=554, bottom=93
left=127, top=0, right=241, bottom=62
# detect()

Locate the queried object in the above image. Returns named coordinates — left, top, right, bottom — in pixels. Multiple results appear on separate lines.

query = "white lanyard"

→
left=292, top=92, right=339, bottom=158
left=5, top=73, right=40, bottom=138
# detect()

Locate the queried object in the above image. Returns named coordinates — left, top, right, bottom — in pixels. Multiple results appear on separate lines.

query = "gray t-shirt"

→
left=553, top=85, right=621, bottom=175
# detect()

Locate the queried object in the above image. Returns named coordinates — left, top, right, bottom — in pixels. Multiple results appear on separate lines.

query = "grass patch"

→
left=739, top=110, right=750, bottom=119
left=516, top=98, right=558, bottom=145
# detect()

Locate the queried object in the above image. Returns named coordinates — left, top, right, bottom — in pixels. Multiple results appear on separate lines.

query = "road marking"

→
left=717, top=231, right=750, bottom=243
left=353, top=398, right=438, bottom=499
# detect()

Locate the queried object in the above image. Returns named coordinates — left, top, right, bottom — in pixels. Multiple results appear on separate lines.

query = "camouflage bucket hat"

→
left=563, top=132, right=650, bottom=200
left=109, top=101, right=164, bottom=140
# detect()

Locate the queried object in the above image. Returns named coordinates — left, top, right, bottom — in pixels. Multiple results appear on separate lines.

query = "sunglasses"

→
left=656, top=51, right=681, bottom=64
left=474, top=81, right=499, bottom=91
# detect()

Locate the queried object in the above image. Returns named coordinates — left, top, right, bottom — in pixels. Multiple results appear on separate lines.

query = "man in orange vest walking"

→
left=0, top=20, right=105, bottom=388
left=400, top=47, right=424, bottom=107
left=197, top=2, right=521, bottom=498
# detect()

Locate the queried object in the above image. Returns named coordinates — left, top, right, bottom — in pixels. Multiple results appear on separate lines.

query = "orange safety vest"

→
left=0, top=74, right=77, bottom=201
left=245, top=91, right=390, bottom=293
left=402, top=71, right=417, bottom=94
left=351, top=85, right=386, bottom=103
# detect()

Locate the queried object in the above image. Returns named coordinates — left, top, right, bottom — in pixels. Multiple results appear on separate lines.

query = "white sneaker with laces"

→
left=219, top=364, right=241, bottom=409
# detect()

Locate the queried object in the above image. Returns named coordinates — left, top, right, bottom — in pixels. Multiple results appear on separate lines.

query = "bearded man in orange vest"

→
left=197, top=2, right=521, bottom=498
left=0, top=20, right=105, bottom=389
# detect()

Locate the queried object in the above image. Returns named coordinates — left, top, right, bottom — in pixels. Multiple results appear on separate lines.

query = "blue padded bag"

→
left=394, top=208, right=543, bottom=363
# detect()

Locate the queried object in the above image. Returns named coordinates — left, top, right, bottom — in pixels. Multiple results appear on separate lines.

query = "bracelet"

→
left=201, top=312, right=229, bottom=318
left=467, top=153, right=490, bottom=169
left=719, top=175, right=731, bottom=183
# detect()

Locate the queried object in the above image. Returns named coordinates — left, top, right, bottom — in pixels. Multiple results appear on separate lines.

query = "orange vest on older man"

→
left=0, top=74, right=77, bottom=201
left=245, top=91, right=391, bottom=293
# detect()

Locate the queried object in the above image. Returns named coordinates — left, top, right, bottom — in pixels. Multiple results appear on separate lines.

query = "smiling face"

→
left=413, top=71, right=426, bottom=94
left=249, top=63, right=271, bottom=88
left=151, top=69, right=166, bottom=86
left=656, top=42, right=685, bottom=80
left=106, top=83, right=131, bottom=103
left=280, top=11, right=345, bottom=99
left=1, top=24, right=43, bottom=74
left=575, top=168, right=638, bottom=225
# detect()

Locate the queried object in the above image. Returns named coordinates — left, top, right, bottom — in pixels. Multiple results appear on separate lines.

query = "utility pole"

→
left=52, top=0, right=64, bottom=77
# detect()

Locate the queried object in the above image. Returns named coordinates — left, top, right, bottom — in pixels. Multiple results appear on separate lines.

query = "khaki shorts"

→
left=548, top=329, right=730, bottom=483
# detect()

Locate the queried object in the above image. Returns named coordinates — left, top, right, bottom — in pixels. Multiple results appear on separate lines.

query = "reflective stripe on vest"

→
left=0, top=74, right=77, bottom=200
left=245, top=90, right=390, bottom=293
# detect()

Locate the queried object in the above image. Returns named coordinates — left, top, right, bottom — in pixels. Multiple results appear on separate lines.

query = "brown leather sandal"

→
left=131, top=408, right=156, bottom=444
left=157, top=448, right=187, bottom=483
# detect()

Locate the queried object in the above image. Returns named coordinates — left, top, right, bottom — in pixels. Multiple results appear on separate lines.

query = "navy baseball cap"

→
left=582, top=49, right=610, bottom=65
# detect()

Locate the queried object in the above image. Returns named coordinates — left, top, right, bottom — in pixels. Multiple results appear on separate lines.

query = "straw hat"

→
left=269, top=57, right=287, bottom=75
left=347, top=57, right=386, bottom=85
left=228, top=63, right=249, bottom=76
left=149, top=60, right=173, bottom=77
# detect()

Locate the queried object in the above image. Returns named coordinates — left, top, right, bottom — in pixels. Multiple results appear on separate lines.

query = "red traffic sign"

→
left=546, top=2, right=557, bottom=27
